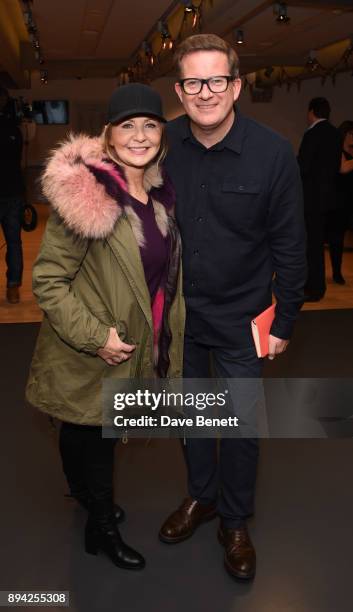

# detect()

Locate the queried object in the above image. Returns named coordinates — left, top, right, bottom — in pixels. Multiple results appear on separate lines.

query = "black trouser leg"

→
left=82, top=426, right=117, bottom=504
left=213, top=346, right=263, bottom=528
left=183, top=335, right=263, bottom=528
left=305, top=210, right=326, bottom=297
left=59, top=422, right=117, bottom=503
left=326, top=209, right=346, bottom=277
left=183, top=336, right=219, bottom=505
left=59, top=422, right=87, bottom=497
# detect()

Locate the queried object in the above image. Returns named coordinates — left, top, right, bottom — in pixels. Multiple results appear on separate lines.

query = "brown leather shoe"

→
left=218, top=524, right=256, bottom=580
left=159, top=497, right=217, bottom=544
left=6, top=287, right=20, bottom=304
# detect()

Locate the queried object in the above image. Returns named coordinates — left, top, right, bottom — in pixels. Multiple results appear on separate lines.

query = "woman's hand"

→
left=97, top=327, right=136, bottom=366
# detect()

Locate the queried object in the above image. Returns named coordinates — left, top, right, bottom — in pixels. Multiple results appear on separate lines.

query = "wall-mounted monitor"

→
left=32, top=100, right=69, bottom=125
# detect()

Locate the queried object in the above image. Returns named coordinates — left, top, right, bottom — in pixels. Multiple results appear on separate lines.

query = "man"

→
left=298, top=97, right=342, bottom=300
left=0, top=86, right=25, bottom=303
left=159, top=34, right=306, bottom=580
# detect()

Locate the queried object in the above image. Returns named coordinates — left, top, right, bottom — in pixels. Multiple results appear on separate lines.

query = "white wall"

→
left=12, top=72, right=117, bottom=167
left=13, top=70, right=353, bottom=168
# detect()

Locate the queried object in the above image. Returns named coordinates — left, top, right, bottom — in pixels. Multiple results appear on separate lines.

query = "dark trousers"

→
left=183, top=335, right=263, bottom=529
left=59, top=422, right=117, bottom=503
left=0, top=196, right=24, bottom=287
left=304, top=209, right=326, bottom=297
left=325, top=208, right=349, bottom=277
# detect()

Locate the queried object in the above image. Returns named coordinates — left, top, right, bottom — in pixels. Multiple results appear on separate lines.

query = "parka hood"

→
left=41, top=133, right=175, bottom=240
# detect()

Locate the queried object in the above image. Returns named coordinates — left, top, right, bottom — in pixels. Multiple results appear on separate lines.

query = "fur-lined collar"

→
left=41, top=133, right=175, bottom=241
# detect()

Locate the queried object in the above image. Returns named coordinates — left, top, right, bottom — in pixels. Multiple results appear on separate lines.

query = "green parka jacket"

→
left=26, top=134, right=185, bottom=425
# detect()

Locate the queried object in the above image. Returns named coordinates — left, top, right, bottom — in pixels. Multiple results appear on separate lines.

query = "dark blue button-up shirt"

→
left=165, top=109, right=306, bottom=347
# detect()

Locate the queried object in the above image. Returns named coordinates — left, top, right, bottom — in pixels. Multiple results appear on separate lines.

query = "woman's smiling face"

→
left=109, top=116, right=163, bottom=169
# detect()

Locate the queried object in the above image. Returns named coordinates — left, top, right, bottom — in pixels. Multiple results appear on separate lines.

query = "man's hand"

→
left=268, top=334, right=289, bottom=360
left=97, top=327, right=136, bottom=366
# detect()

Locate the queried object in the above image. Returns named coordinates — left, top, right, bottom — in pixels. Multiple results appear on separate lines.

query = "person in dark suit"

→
left=326, top=120, right=353, bottom=284
left=0, top=86, right=25, bottom=303
left=158, top=34, right=307, bottom=581
left=298, top=97, right=342, bottom=301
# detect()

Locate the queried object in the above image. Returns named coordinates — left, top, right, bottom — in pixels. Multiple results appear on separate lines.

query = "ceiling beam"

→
left=287, top=1, right=353, bottom=8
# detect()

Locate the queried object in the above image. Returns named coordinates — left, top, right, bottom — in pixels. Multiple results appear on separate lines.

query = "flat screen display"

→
left=32, top=100, right=69, bottom=125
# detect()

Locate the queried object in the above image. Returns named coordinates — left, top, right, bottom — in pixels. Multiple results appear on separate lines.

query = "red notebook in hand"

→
left=251, top=304, right=276, bottom=358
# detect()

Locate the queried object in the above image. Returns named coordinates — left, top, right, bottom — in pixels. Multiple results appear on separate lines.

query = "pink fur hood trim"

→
left=41, top=133, right=165, bottom=240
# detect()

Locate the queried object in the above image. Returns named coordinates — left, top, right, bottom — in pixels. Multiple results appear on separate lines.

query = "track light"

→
left=40, top=69, right=48, bottom=84
left=234, top=29, right=245, bottom=45
left=274, top=3, right=290, bottom=24
left=306, top=50, right=319, bottom=71
left=181, top=0, right=194, bottom=12
left=157, top=20, right=170, bottom=38
left=158, top=21, right=173, bottom=50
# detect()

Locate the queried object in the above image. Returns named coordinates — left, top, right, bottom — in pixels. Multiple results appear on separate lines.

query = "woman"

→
left=326, top=120, right=353, bottom=284
left=26, top=83, right=185, bottom=570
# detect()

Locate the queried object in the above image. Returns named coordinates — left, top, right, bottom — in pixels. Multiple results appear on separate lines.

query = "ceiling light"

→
left=274, top=3, right=290, bottom=24
left=306, top=50, right=319, bottom=71
left=158, top=20, right=173, bottom=50
left=157, top=20, right=170, bottom=39
left=234, top=29, right=245, bottom=45
left=40, top=69, right=48, bottom=84
left=181, top=1, right=194, bottom=12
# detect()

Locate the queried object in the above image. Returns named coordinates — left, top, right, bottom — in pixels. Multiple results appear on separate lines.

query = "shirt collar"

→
left=307, top=118, right=327, bottom=131
left=181, top=106, right=247, bottom=154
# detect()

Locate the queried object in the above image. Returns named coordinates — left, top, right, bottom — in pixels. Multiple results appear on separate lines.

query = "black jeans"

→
left=325, top=208, right=350, bottom=277
left=59, top=422, right=117, bottom=503
left=304, top=209, right=326, bottom=297
left=0, top=196, right=24, bottom=287
left=183, top=334, right=263, bottom=529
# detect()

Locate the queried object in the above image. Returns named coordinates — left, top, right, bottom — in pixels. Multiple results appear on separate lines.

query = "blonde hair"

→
left=174, top=33, right=239, bottom=79
left=102, top=121, right=168, bottom=170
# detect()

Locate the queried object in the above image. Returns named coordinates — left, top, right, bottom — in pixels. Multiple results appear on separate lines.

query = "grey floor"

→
left=1, top=316, right=353, bottom=612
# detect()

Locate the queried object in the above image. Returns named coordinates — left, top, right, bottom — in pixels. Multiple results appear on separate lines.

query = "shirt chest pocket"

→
left=219, top=179, right=263, bottom=228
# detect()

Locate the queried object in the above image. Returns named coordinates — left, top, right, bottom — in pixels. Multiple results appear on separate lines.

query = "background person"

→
left=26, top=83, right=185, bottom=570
left=298, top=97, right=342, bottom=300
left=0, top=86, right=25, bottom=303
left=325, top=120, right=353, bottom=284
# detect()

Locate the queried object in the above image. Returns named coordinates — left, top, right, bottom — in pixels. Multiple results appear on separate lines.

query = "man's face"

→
left=175, top=50, right=241, bottom=130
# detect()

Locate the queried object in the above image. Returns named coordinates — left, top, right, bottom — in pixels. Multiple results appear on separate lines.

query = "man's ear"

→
left=175, top=82, right=183, bottom=104
left=232, top=78, right=242, bottom=103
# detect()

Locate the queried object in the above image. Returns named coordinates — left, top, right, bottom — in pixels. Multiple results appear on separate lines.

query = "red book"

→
left=251, top=304, right=276, bottom=358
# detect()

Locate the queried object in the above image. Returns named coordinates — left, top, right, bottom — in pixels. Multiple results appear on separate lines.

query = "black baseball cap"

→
left=107, top=83, right=166, bottom=124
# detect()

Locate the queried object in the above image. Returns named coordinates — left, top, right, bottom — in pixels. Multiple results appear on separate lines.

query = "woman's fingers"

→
left=105, top=351, right=133, bottom=365
left=119, top=341, right=136, bottom=353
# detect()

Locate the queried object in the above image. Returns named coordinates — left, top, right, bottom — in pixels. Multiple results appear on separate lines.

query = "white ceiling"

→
left=27, top=0, right=353, bottom=78
left=33, top=0, right=173, bottom=60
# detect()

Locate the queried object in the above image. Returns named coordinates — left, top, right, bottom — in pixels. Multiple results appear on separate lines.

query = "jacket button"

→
left=197, top=216, right=203, bottom=222
left=200, top=183, right=206, bottom=189
left=193, top=249, right=199, bottom=255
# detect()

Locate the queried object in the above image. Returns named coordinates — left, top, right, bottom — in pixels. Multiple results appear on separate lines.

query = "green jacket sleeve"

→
left=32, top=212, right=110, bottom=354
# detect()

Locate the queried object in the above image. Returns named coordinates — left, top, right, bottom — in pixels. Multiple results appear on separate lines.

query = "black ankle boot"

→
left=66, top=491, right=126, bottom=524
left=85, top=504, right=145, bottom=570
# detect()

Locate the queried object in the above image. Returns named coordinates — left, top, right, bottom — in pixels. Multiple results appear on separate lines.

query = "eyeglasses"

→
left=178, top=75, right=236, bottom=95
